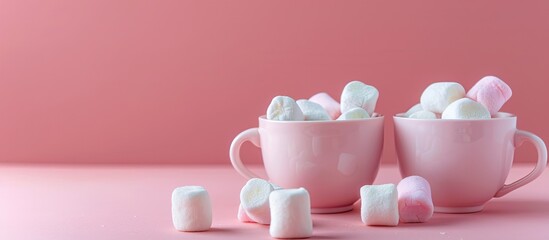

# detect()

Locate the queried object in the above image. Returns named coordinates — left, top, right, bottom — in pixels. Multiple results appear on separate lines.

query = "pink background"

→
left=1, top=0, right=548, bottom=164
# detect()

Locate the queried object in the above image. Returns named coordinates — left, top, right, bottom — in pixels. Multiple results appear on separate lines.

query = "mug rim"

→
left=393, top=112, right=516, bottom=121
left=258, top=113, right=384, bottom=124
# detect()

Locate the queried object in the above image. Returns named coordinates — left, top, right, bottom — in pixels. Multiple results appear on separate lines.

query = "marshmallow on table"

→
left=172, top=186, right=212, bottom=232
left=337, top=107, right=370, bottom=120
left=420, top=82, right=465, bottom=113
left=408, top=110, right=437, bottom=119
left=267, top=96, right=305, bottom=121
left=397, top=176, right=434, bottom=223
left=404, top=103, right=423, bottom=117
left=441, top=98, right=491, bottom=119
left=270, top=188, right=313, bottom=239
left=238, top=181, right=282, bottom=224
left=341, top=81, right=379, bottom=115
left=360, top=184, right=399, bottom=226
left=296, top=99, right=331, bottom=121
left=466, top=76, right=512, bottom=115
left=240, top=178, right=275, bottom=225
left=309, top=92, right=341, bottom=120
left=237, top=204, right=255, bottom=223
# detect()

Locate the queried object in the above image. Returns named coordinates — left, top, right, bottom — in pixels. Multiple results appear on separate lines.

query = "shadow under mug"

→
left=230, top=115, right=384, bottom=213
left=394, top=112, right=547, bottom=213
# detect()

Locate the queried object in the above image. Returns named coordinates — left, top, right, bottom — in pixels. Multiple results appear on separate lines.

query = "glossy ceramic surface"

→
left=394, top=113, right=547, bottom=213
left=230, top=116, right=384, bottom=213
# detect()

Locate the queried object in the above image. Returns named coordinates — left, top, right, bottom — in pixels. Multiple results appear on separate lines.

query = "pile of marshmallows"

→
left=172, top=175, right=434, bottom=239
left=267, top=80, right=379, bottom=121
left=266, top=75, right=512, bottom=122
left=405, top=76, right=512, bottom=119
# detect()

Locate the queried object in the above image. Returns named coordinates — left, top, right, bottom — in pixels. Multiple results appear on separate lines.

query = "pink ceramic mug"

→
left=230, top=115, right=384, bottom=213
left=394, top=112, right=547, bottom=213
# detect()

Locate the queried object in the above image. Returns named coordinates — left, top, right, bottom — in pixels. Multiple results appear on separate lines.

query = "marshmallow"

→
left=267, top=96, right=305, bottom=121
left=341, top=81, right=379, bottom=115
left=296, top=99, right=331, bottom=121
left=240, top=178, right=275, bottom=225
left=420, top=82, right=465, bottom=113
left=466, top=76, right=512, bottom=115
left=172, top=186, right=212, bottom=232
left=397, top=176, right=434, bottom=223
left=238, top=181, right=282, bottom=224
left=270, top=188, right=313, bottom=239
left=360, top=184, right=399, bottom=226
left=441, top=98, right=491, bottom=119
left=337, top=107, right=370, bottom=120
left=404, top=103, right=423, bottom=117
left=237, top=204, right=255, bottom=223
left=309, top=92, right=341, bottom=119
left=408, top=110, right=437, bottom=119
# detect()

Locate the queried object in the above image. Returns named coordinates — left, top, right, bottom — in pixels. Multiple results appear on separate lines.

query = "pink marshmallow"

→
left=466, top=76, right=512, bottom=115
left=397, top=176, right=434, bottom=223
left=309, top=92, right=341, bottom=120
left=237, top=204, right=255, bottom=223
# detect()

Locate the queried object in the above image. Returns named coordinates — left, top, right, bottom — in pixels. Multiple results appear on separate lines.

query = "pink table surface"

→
left=0, top=164, right=548, bottom=240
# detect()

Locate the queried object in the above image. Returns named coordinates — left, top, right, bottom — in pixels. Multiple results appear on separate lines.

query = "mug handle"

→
left=229, top=128, right=263, bottom=179
left=494, top=130, right=548, bottom=197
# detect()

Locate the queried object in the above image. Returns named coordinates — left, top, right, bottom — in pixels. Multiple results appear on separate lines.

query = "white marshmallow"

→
left=337, top=107, right=370, bottom=120
left=341, top=81, right=379, bottom=115
left=408, top=110, right=437, bottom=119
left=238, top=182, right=282, bottom=224
left=441, top=98, right=491, bottom=119
left=360, top=184, right=399, bottom=226
left=267, top=96, right=305, bottom=121
left=172, top=186, right=212, bottom=232
left=237, top=204, right=255, bottom=223
left=240, top=178, right=275, bottom=225
left=296, top=99, right=331, bottom=121
left=404, top=103, right=423, bottom=117
left=420, top=82, right=465, bottom=113
left=309, top=92, right=341, bottom=120
left=270, top=188, right=313, bottom=239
